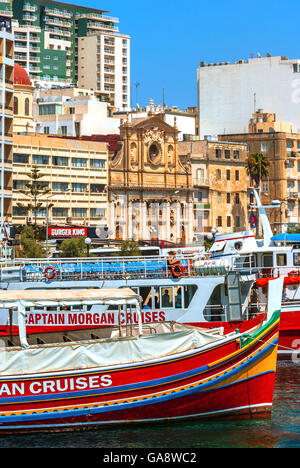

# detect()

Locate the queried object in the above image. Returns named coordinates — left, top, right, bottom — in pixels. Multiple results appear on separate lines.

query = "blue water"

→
left=0, top=361, right=299, bottom=448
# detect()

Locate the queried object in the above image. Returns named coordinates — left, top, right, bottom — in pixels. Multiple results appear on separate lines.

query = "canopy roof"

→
left=0, top=288, right=140, bottom=306
left=271, top=233, right=300, bottom=243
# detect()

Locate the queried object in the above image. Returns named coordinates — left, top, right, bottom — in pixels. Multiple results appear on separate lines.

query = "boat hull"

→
left=0, top=312, right=280, bottom=433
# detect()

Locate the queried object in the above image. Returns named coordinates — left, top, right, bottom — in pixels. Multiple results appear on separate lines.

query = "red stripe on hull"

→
left=0, top=371, right=276, bottom=433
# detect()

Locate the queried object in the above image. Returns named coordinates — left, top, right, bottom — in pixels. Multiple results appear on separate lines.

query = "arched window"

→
left=14, top=96, right=18, bottom=115
left=25, top=98, right=30, bottom=116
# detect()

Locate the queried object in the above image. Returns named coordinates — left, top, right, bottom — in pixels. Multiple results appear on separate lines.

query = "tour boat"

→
left=0, top=279, right=283, bottom=433
left=209, top=189, right=300, bottom=358
left=0, top=251, right=265, bottom=342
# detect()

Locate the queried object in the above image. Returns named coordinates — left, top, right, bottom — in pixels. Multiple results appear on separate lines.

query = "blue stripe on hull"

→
left=0, top=339, right=277, bottom=427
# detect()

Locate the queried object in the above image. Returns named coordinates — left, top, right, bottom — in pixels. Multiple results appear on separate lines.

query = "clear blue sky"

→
left=69, top=0, right=299, bottom=109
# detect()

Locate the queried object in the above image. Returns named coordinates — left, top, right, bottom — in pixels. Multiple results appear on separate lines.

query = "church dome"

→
left=14, top=63, right=31, bottom=86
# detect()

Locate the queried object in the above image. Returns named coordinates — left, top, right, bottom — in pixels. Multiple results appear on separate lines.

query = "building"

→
left=0, top=11, right=14, bottom=233
left=11, top=0, right=129, bottom=102
left=13, top=62, right=35, bottom=133
left=106, top=110, right=193, bottom=243
left=115, top=101, right=196, bottom=141
left=12, top=133, right=108, bottom=228
left=178, top=139, right=249, bottom=236
left=34, top=86, right=120, bottom=136
left=197, top=55, right=300, bottom=139
left=78, top=31, right=130, bottom=110
left=219, top=111, right=300, bottom=232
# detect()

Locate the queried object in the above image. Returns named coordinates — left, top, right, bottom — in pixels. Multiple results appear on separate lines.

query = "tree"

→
left=15, top=225, right=46, bottom=258
left=16, top=167, right=52, bottom=236
left=119, top=241, right=141, bottom=257
left=57, top=237, right=87, bottom=258
left=246, top=152, right=270, bottom=188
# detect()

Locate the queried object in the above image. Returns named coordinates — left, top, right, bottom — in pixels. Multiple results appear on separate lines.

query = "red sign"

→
left=48, top=227, right=87, bottom=238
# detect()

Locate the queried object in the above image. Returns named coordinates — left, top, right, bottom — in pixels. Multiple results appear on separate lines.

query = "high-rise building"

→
left=78, top=31, right=130, bottom=110
left=11, top=0, right=129, bottom=102
left=0, top=9, right=14, bottom=235
left=197, top=55, right=300, bottom=139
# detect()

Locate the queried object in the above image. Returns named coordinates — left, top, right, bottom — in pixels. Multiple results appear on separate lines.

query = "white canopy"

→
left=0, top=288, right=141, bottom=306
left=0, top=288, right=142, bottom=349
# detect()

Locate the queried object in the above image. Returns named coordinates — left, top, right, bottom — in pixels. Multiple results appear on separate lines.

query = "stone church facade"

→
left=108, top=111, right=194, bottom=243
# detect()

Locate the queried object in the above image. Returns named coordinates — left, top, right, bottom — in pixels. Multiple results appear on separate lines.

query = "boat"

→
left=208, top=189, right=300, bottom=359
left=0, top=278, right=283, bottom=433
left=0, top=251, right=265, bottom=340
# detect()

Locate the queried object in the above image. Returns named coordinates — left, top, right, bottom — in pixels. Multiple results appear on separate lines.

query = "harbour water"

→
left=0, top=361, right=299, bottom=449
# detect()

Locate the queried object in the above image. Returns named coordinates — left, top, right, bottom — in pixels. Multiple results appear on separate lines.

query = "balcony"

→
left=44, top=8, right=73, bottom=19
left=193, top=178, right=210, bottom=187
left=23, top=14, right=37, bottom=22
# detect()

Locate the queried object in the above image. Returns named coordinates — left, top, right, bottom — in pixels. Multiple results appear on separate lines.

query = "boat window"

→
left=276, top=253, right=287, bottom=266
left=183, top=285, right=197, bottom=308
left=293, top=252, right=300, bottom=266
left=204, top=285, right=224, bottom=322
left=210, top=241, right=226, bottom=253
left=161, top=287, right=174, bottom=308
left=174, top=286, right=183, bottom=308
left=140, top=287, right=152, bottom=309
left=262, top=254, right=273, bottom=267
left=153, top=287, right=160, bottom=308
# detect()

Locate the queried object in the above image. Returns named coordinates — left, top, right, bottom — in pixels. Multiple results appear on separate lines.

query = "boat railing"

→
left=203, top=302, right=266, bottom=323
left=0, top=254, right=248, bottom=283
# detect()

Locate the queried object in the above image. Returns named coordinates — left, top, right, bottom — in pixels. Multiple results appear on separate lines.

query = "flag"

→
left=249, top=211, right=257, bottom=228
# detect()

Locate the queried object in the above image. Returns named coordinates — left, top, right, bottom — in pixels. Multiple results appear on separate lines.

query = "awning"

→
left=0, top=288, right=141, bottom=306
left=0, top=289, right=142, bottom=349
left=271, top=234, right=300, bottom=243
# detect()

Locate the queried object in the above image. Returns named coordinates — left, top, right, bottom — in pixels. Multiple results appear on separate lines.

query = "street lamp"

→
left=85, top=237, right=91, bottom=257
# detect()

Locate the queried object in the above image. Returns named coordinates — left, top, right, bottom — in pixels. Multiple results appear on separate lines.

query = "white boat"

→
left=209, top=189, right=300, bottom=358
left=0, top=249, right=264, bottom=343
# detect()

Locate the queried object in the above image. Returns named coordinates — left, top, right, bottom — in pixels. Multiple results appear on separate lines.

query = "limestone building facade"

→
left=107, top=111, right=193, bottom=243
left=219, top=111, right=300, bottom=232
left=179, top=139, right=249, bottom=237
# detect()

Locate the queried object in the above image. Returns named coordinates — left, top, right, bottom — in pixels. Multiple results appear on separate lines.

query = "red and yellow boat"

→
left=0, top=279, right=283, bottom=433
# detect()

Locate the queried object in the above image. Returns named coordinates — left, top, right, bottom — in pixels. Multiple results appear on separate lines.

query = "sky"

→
left=68, top=0, right=300, bottom=110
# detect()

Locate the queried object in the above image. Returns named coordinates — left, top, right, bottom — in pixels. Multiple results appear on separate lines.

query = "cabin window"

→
left=174, top=286, right=183, bottom=308
left=140, top=287, right=152, bottom=309
left=204, top=285, right=224, bottom=322
left=161, top=287, right=174, bottom=308
left=276, top=254, right=287, bottom=266
left=294, top=252, right=300, bottom=266
left=262, top=254, right=273, bottom=267
left=183, top=285, right=197, bottom=308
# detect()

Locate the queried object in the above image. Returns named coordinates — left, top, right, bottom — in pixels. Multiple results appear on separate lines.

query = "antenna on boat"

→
left=250, top=189, right=275, bottom=246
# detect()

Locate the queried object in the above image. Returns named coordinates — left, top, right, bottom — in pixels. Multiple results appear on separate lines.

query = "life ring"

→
left=45, top=266, right=56, bottom=280
left=171, top=263, right=185, bottom=278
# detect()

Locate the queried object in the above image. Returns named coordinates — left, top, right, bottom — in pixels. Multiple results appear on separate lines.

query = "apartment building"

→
left=219, top=111, right=300, bottom=232
left=197, top=55, right=300, bottom=139
left=12, top=133, right=109, bottom=227
left=34, top=86, right=120, bottom=136
left=78, top=32, right=130, bottom=110
left=0, top=11, right=14, bottom=231
left=11, top=0, right=128, bottom=95
left=178, top=139, right=249, bottom=236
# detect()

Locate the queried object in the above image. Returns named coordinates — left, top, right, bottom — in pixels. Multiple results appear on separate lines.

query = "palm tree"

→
left=246, top=152, right=270, bottom=188
left=16, top=167, right=53, bottom=237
